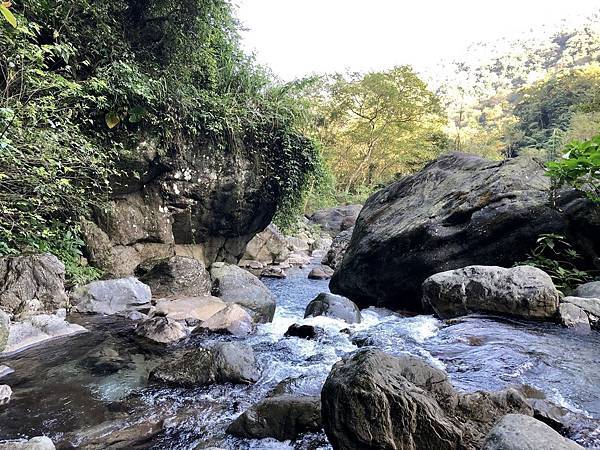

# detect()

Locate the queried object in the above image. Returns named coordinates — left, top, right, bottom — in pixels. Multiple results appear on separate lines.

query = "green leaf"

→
left=105, top=111, right=120, bottom=129
left=0, top=4, right=16, bottom=28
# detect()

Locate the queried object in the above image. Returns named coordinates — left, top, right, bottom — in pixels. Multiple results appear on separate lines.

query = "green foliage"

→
left=546, top=135, right=600, bottom=202
left=0, top=0, right=320, bottom=281
left=521, top=233, right=594, bottom=293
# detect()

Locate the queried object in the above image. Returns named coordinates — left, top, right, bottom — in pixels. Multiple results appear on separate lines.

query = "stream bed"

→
left=0, top=261, right=599, bottom=449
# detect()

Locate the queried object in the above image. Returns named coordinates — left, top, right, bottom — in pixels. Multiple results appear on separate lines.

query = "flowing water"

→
left=0, top=261, right=599, bottom=449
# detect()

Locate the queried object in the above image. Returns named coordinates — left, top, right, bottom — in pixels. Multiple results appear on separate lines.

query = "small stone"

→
left=0, top=385, right=12, bottom=404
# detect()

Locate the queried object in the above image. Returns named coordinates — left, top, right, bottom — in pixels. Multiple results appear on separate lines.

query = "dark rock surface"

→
left=304, top=293, right=362, bottom=324
left=284, top=324, right=323, bottom=340
left=135, top=316, right=188, bottom=344
left=227, top=395, right=321, bottom=440
left=135, top=256, right=212, bottom=298
left=321, top=227, right=353, bottom=270
left=330, top=153, right=600, bottom=310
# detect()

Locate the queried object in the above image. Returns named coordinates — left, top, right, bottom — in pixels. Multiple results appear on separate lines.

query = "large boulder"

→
left=321, top=349, right=532, bottom=450
left=135, top=256, right=212, bottom=298
left=149, top=342, right=259, bottom=386
left=308, top=205, right=362, bottom=235
left=572, top=281, right=600, bottom=298
left=242, top=224, right=290, bottom=264
left=227, top=395, right=321, bottom=440
left=0, top=254, right=68, bottom=317
left=304, top=293, right=362, bottom=324
left=330, top=154, right=600, bottom=310
left=71, top=277, right=151, bottom=315
left=482, top=414, right=584, bottom=450
left=321, top=227, right=352, bottom=270
left=422, top=265, right=560, bottom=319
left=153, top=296, right=226, bottom=322
left=210, top=263, right=276, bottom=323
left=135, top=317, right=188, bottom=344
left=193, top=304, right=254, bottom=336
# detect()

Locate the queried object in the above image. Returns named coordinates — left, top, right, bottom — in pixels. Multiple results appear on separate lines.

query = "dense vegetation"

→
left=0, top=0, right=320, bottom=280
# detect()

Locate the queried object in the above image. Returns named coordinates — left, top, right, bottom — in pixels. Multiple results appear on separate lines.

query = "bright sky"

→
left=235, top=0, right=600, bottom=81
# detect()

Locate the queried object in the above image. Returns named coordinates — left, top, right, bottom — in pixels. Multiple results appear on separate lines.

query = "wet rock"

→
left=562, top=296, right=600, bottom=328
left=330, top=154, right=600, bottom=310
left=527, top=398, right=571, bottom=432
left=422, top=266, right=559, bottom=319
left=150, top=342, right=259, bottom=387
left=308, top=265, right=334, bottom=280
left=4, top=311, right=87, bottom=354
left=73, top=417, right=163, bottom=449
left=572, top=281, right=600, bottom=298
left=321, top=349, right=532, bottom=450
left=321, top=227, right=352, bottom=270
left=285, top=324, right=323, bottom=340
left=82, top=347, right=129, bottom=375
left=0, top=253, right=68, bottom=317
left=482, top=414, right=584, bottom=450
left=0, top=384, right=11, bottom=404
left=304, top=293, right=362, bottom=324
left=268, top=375, right=324, bottom=398
left=153, top=296, right=226, bottom=322
left=0, top=311, right=9, bottom=352
left=135, top=316, right=188, bottom=344
left=308, top=204, right=362, bottom=236
left=0, top=437, right=56, bottom=450
left=135, top=256, right=212, bottom=298
left=193, top=304, right=254, bottom=336
left=227, top=395, right=321, bottom=440
left=260, top=266, right=287, bottom=278
left=71, top=277, right=151, bottom=315
left=210, top=263, right=276, bottom=323
left=558, top=303, right=591, bottom=332
left=242, top=224, right=290, bottom=264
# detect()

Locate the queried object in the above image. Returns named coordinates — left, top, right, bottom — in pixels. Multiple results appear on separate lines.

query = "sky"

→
left=235, top=0, right=600, bottom=81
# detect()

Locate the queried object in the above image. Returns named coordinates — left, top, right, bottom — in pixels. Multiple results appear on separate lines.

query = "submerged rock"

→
left=330, top=153, right=600, bottom=310
left=71, top=277, right=151, bottom=315
left=210, top=263, right=276, bottom=323
left=482, top=414, right=584, bottom=450
left=227, top=395, right=321, bottom=440
left=321, top=349, right=532, bottom=450
left=304, top=293, right=362, bottom=324
left=149, top=342, right=259, bottom=387
left=308, top=265, right=334, bottom=280
left=558, top=303, right=591, bottom=332
left=193, top=304, right=254, bottom=336
left=135, top=317, right=188, bottom=344
left=422, top=265, right=559, bottom=319
left=135, top=256, right=212, bottom=298
left=0, top=253, right=68, bottom=317
left=0, top=436, right=56, bottom=450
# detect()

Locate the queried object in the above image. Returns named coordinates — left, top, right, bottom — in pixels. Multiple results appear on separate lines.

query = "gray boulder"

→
left=482, top=414, right=583, bottom=450
left=0, top=253, right=68, bottom=317
left=558, top=303, right=591, bottom=332
left=321, top=349, right=532, bottom=450
left=572, top=281, right=600, bottom=298
left=0, top=311, right=9, bottom=352
left=330, top=154, right=600, bottom=310
left=242, top=224, right=290, bottom=264
left=135, top=316, right=188, bottom=344
left=422, top=265, right=560, bottom=319
left=150, top=342, right=259, bottom=387
left=0, top=437, right=56, bottom=450
left=304, top=293, right=362, bottom=324
left=308, top=204, right=362, bottom=235
left=153, top=296, right=226, bottom=322
left=227, top=395, right=321, bottom=440
left=210, top=263, right=276, bottom=323
left=321, top=227, right=352, bottom=270
left=562, top=296, right=600, bottom=328
left=307, top=265, right=334, bottom=280
left=193, top=304, right=254, bottom=336
left=135, top=256, right=212, bottom=298
left=71, top=277, right=151, bottom=315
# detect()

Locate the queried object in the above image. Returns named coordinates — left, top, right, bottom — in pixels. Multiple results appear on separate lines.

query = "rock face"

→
left=210, top=263, right=276, bottom=323
left=572, top=281, right=600, bottom=298
left=304, top=293, right=362, bottom=324
left=321, top=349, right=532, bottom=450
left=558, top=303, right=591, bottom=332
left=422, top=266, right=560, bottom=319
left=330, top=153, right=600, bottom=310
left=242, top=224, right=290, bottom=264
left=321, top=227, right=352, bottom=270
left=482, top=414, right=584, bottom=450
left=82, top=131, right=288, bottom=277
left=135, top=317, right=188, bottom=344
left=193, top=304, right=254, bottom=336
left=308, top=204, right=362, bottom=235
left=150, top=342, right=259, bottom=386
left=227, top=395, right=321, bottom=440
left=135, top=256, right=212, bottom=298
left=0, top=254, right=68, bottom=317
left=71, top=277, right=151, bottom=315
